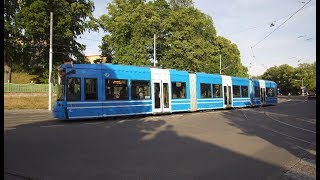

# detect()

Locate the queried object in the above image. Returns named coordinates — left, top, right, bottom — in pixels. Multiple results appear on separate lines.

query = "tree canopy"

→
left=99, top=0, right=248, bottom=77
left=4, top=0, right=96, bottom=83
left=260, top=62, right=316, bottom=95
left=4, top=0, right=21, bottom=83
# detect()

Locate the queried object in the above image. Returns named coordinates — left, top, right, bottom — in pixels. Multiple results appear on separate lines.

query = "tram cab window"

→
left=106, top=79, right=128, bottom=100
left=266, top=87, right=275, bottom=97
left=200, top=83, right=212, bottom=98
left=241, top=86, right=248, bottom=97
left=213, top=84, right=222, bottom=98
left=85, top=78, right=98, bottom=100
left=131, top=80, right=151, bottom=100
left=233, top=85, right=241, bottom=98
left=172, top=82, right=186, bottom=99
left=254, top=86, right=260, bottom=97
left=67, top=78, right=81, bottom=101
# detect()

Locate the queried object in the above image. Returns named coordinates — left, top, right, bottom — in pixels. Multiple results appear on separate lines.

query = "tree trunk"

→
left=4, top=57, right=12, bottom=83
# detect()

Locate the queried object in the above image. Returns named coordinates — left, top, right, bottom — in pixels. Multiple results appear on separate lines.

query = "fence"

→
left=4, top=83, right=58, bottom=93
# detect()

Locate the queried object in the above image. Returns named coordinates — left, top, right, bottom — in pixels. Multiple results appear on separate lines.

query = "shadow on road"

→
left=5, top=116, right=287, bottom=180
left=221, top=104, right=316, bottom=162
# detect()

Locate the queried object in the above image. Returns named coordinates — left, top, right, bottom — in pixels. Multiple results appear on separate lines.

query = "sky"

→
left=77, top=0, right=316, bottom=76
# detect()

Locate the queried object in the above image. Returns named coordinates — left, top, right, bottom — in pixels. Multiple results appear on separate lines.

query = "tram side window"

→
left=233, top=85, right=241, bottom=98
left=131, top=80, right=151, bottom=100
left=254, top=86, right=260, bottom=97
left=106, top=79, right=128, bottom=100
left=201, top=83, right=212, bottom=98
left=67, top=78, right=81, bottom=101
left=85, top=78, right=97, bottom=100
left=241, top=86, right=248, bottom=98
left=266, top=87, right=275, bottom=97
left=172, top=82, right=186, bottom=99
left=213, top=84, right=222, bottom=98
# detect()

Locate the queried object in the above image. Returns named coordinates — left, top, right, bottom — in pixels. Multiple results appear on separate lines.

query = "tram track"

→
left=239, top=108, right=316, bottom=147
left=248, top=108, right=316, bottom=123
left=237, top=106, right=316, bottom=179
left=4, top=169, right=39, bottom=180
left=263, top=112, right=315, bottom=134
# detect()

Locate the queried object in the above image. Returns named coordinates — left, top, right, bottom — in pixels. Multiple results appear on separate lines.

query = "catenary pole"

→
left=153, top=34, right=156, bottom=67
left=219, top=54, right=221, bottom=74
left=48, top=12, right=53, bottom=111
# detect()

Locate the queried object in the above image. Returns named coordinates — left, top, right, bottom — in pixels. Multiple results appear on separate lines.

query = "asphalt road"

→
left=4, top=96, right=316, bottom=180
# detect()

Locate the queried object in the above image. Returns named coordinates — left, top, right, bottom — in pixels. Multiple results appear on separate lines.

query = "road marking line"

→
left=83, top=122, right=104, bottom=125
left=240, top=109, right=315, bottom=146
left=295, top=118, right=316, bottom=124
left=5, top=114, right=52, bottom=119
left=5, top=119, right=55, bottom=123
left=262, top=126, right=316, bottom=146
left=265, top=113, right=316, bottom=134
left=171, top=115, right=183, bottom=117
left=249, top=109, right=316, bottom=122
left=207, top=111, right=218, bottom=114
left=4, top=127, right=16, bottom=131
left=282, top=140, right=312, bottom=152
left=40, top=125, right=64, bottom=128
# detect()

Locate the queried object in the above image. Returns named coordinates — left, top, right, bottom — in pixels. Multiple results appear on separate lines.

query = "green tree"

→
left=159, top=6, right=217, bottom=72
left=99, top=0, right=159, bottom=65
left=99, top=0, right=248, bottom=77
left=292, top=62, right=316, bottom=93
left=168, top=0, right=193, bottom=9
left=262, top=64, right=296, bottom=95
left=10, top=0, right=96, bottom=83
left=260, top=63, right=316, bottom=95
left=4, top=0, right=21, bottom=83
left=214, top=36, right=248, bottom=77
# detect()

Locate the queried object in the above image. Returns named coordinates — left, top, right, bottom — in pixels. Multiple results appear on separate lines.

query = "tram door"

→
left=151, top=68, right=171, bottom=114
left=153, top=81, right=170, bottom=113
left=222, top=75, right=232, bottom=108
left=223, top=86, right=232, bottom=108
left=259, top=80, right=266, bottom=105
left=260, top=88, right=266, bottom=104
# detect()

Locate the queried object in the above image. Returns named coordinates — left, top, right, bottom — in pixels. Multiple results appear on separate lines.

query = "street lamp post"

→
left=301, top=79, right=304, bottom=96
left=278, top=81, right=281, bottom=96
left=153, top=34, right=156, bottom=67
left=48, top=12, right=53, bottom=111
left=219, top=54, right=221, bottom=74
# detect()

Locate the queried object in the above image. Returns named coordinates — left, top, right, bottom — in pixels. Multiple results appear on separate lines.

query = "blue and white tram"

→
left=230, top=76, right=251, bottom=108
left=249, top=79, right=278, bottom=106
left=250, top=79, right=261, bottom=106
left=53, top=63, right=277, bottom=120
left=194, top=72, right=224, bottom=110
left=264, top=80, right=277, bottom=105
